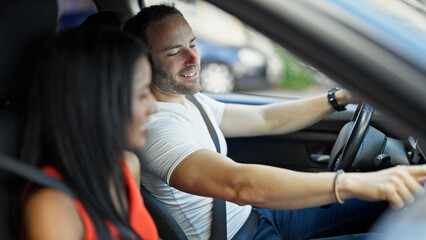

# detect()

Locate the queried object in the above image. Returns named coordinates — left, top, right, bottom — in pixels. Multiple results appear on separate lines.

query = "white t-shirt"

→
left=141, top=93, right=252, bottom=240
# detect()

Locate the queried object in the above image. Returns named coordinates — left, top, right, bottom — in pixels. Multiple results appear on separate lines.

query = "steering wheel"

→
left=328, top=102, right=375, bottom=172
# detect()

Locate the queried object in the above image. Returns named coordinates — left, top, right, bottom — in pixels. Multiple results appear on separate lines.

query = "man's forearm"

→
left=259, top=94, right=334, bottom=135
left=221, top=90, right=352, bottom=138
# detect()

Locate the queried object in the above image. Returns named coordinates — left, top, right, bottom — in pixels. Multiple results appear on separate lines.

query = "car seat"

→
left=80, top=11, right=131, bottom=30
left=0, top=0, right=57, bottom=238
left=140, top=186, right=188, bottom=240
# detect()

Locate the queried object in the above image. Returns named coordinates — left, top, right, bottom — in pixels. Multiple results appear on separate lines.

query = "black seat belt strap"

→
left=186, top=94, right=227, bottom=240
left=0, top=153, right=75, bottom=197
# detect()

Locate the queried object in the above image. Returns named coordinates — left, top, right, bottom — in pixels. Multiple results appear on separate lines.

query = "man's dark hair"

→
left=124, top=3, right=183, bottom=47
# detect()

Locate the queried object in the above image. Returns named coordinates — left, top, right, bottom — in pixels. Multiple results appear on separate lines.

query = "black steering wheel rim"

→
left=333, top=102, right=375, bottom=171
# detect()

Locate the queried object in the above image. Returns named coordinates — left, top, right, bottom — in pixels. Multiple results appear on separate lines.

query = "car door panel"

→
left=227, top=112, right=349, bottom=172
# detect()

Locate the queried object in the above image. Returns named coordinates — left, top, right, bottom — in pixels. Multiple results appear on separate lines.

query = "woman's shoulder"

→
left=123, top=150, right=141, bottom=186
left=22, top=187, right=83, bottom=240
left=123, top=151, right=140, bottom=170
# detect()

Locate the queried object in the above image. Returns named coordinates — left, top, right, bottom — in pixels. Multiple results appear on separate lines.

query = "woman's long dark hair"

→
left=20, top=28, right=148, bottom=239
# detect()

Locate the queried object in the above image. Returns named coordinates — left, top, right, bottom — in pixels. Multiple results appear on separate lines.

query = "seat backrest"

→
left=141, top=186, right=188, bottom=240
left=80, top=11, right=131, bottom=30
left=0, top=0, right=57, bottom=238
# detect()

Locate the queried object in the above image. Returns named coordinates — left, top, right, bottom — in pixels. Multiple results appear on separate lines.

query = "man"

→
left=125, top=4, right=426, bottom=239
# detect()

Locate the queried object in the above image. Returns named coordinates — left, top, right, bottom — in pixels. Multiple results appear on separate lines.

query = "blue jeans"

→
left=252, top=199, right=388, bottom=240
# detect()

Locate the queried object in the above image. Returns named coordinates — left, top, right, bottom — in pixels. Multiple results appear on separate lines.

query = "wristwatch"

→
left=327, top=87, right=346, bottom=111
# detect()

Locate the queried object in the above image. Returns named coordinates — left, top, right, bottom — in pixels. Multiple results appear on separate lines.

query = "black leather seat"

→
left=80, top=11, right=131, bottom=30
left=0, top=0, right=57, bottom=238
left=141, top=186, right=188, bottom=240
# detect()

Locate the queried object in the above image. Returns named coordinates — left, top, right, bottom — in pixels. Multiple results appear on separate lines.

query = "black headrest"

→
left=81, top=11, right=132, bottom=31
left=0, top=0, right=57, bottom=102
left=0, top=0, right=57, bottom=158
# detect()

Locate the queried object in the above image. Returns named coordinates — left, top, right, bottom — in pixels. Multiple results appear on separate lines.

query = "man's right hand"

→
left=339, top=165, right=426, bottom=209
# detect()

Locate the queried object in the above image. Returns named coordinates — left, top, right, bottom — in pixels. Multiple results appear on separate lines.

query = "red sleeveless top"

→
left=21, top=159, right=158, bottom=240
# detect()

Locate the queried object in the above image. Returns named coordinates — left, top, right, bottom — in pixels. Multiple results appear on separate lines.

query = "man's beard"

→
left=151, top=65, right=202, bottom=95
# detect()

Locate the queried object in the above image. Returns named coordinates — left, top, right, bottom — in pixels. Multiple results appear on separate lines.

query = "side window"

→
left=145, top=0, right=338, bottom=98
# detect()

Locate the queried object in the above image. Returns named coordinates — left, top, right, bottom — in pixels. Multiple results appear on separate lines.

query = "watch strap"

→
left=328, top=87, right=346, bottom=111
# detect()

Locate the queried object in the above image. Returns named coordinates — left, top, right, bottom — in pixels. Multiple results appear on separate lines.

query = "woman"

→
left=18, top=28, right=158, bottom=240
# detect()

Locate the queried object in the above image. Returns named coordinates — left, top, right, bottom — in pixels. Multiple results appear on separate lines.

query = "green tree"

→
left=276, top=47, right=316, bottom=90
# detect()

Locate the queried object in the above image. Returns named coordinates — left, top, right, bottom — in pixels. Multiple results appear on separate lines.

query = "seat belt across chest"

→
left=186, top=94, right=227, bottom=240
